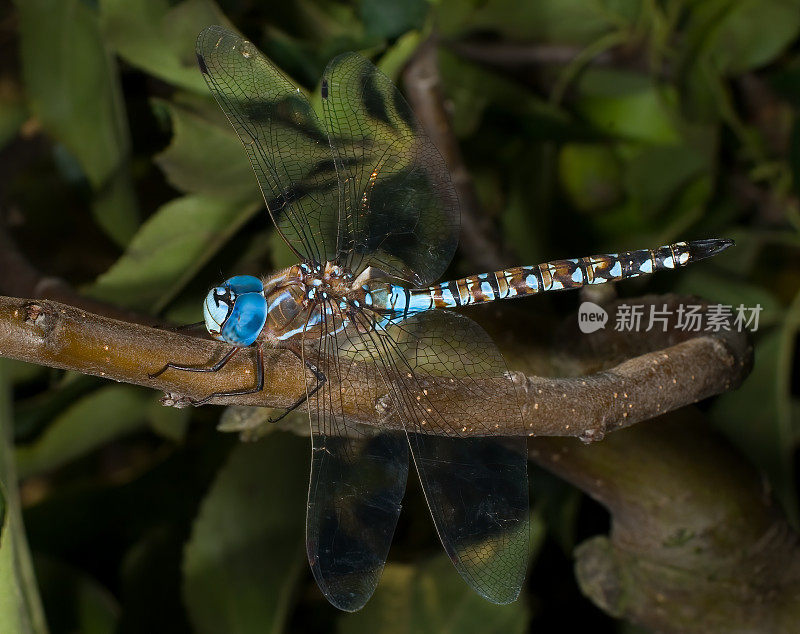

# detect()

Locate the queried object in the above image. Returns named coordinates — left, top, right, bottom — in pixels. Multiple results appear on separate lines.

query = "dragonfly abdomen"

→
left=416, top=239, right=733, bottom=309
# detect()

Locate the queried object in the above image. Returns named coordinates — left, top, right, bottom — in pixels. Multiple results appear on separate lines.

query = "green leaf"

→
left=530, top=469, right=581, bottom=554
left=675, top=272, right=784, bottom=329
left=575, top=70, right=682, bottom=144
left=35, top=557, right=118, bottom=634
left=687, top=0, right=800, bottom=75
left=435, top=0, right=627, bottom=44
left=769, top=55, right=800, bottom=108
left=558, top=144, right=623, bottom=213
left=269, top=229, right=300, bottom=270
left=376, top=31, right=423, bottom=81
left=15, top=385, right=153, bottom=479
left=0, top=361, right=48, bottom=633
left=99, top=0, right=227, bottom=92
left=88, top=194, right=261, bottom=311
left=710, top=289, right=800, bottom=524
left=153, top=95, right=261, bottom=199
left=501, top=146, right=558, bottom=265
left=439, top=50, right=572, bottom=139
left=91, top=168, right=141, bottom=249
left=120, top=524, right=191, bottom=633
left=4, top=361, right=45, bottom=388
left=14, top=374, right=102, bottom=443
left=791, top=118, right=800, bottom=194
left=288, top=0, right=365, bottom=44
left=183, top=432, right=308, bottom=634
left=360, top=0, right=428, bottom=39
left=146, top=400, right=190, bottom=443
left=340, top=556, right=531, bottom=634
left=0, top=89, right=26, bottom=151
left=88, top=90, right=267, bottom=312
left=16, top=0, right=139, bottom=246
left=623, top=145, right=709, bottom=217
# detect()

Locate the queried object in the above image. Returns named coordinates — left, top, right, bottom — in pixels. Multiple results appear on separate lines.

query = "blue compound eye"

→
left=203, top=274, right=267, bottom=345
left=204, top=286, right=232, bottom=341
left=220, top=293, right=267, bottom=346
left=225, top=275, right=264, bottom=294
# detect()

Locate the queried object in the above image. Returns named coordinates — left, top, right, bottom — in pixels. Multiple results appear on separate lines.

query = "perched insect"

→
left=153, top=25, right=734, bottom=611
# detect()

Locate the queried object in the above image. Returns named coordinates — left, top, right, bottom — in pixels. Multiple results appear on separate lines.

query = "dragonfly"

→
left=153, top=25, right=734, bottom=611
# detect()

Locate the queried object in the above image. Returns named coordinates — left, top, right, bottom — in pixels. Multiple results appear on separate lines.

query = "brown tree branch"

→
left=516, top=294, right=791, bottom=631
left=0, top=294, right=751, bottom=439
left=530, top=418, right=800, bottom=632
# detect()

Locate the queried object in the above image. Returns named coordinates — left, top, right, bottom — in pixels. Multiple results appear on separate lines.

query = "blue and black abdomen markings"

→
left=376, top=239, right=733, bottom=315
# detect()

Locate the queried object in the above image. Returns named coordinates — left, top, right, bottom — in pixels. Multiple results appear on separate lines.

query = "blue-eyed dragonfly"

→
left=153, top=25, right=734, bottom=611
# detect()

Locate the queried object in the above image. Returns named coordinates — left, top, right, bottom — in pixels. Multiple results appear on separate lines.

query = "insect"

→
left=153, top=25, right=733, bottom=611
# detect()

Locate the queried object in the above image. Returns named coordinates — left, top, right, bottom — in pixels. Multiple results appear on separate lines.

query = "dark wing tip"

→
left=687, top=238, right=736, bottom=262
left=321, top=78, right=328, bottom=99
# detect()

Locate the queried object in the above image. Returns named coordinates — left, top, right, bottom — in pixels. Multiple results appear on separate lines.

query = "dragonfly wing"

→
left=345, top=308, right=530, bottom=603
left=322, top=53, right=459, bottom=286
left=307, top=426, right=408, bottom=611
left=407, top=433, right=529, bottom=603
left=305, top=306, right=409, bottom=611
left=197, top=27, right=459, bottom=284
left=196, top=26, right=339, bottom=264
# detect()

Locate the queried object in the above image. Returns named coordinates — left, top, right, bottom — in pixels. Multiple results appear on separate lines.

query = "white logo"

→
left=578, top=301, right=608, bottom=333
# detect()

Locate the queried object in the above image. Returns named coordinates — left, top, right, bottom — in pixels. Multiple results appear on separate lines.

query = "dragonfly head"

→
left=203, top=275, right=267, bottom=346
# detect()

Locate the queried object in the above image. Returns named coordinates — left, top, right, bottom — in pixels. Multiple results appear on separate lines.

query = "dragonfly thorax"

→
left=262, top=261, right=360, bottom=341
left=298, top=260, right=354, bottom=295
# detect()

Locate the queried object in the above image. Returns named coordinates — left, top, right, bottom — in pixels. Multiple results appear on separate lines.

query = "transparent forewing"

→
left=322, top=54, right=460, bottom=286
left=196, top=26, right=339, bottom=263
left=305, top=304, right=409, bottom=612
left=341, top=309, right=530, bottom=604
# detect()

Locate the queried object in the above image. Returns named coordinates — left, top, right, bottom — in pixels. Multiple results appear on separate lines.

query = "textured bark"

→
left=0, top=294, right=750, bottom=439
left=531, top=420, right=800, bottom=633
left=520, top=295, right=795, bottom=632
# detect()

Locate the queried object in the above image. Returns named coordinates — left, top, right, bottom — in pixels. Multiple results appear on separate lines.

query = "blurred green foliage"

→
left=0, top=0, right=799, bottom=632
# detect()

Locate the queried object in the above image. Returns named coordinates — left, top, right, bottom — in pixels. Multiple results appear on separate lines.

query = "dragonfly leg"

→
left=191, top=345, right=265, bottom=405
left=149, top=346, right=241, bottom=379
left=268, top=347, right=326, bottom=424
